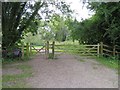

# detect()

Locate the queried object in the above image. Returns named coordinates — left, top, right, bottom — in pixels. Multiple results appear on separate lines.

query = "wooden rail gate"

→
left=55, top=44, right=100, bottom=56
left=55, top=42, right=120, bottom=57
left=20, top=42, right=120, bottom=59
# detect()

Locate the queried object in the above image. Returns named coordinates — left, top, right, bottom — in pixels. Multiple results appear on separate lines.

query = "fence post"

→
left=97, top=43, right=100, bottom=57
left=26, top=43, right=29, bottom=57
left=21, top=43, right=24, bottom=59
left=46, top=41, right=49, bottom=58
left=100, top=42, right=103, bottom=55
left=45, top=43, right=47, bottom=55
left=52, top=41, right=55, bottom=58
left=29, top=43, right=32, bottom=55
left=113, top=45, right=116, bottom=57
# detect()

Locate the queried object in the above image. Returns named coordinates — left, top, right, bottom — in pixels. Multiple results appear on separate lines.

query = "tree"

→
left=2, top=2, right=44, bottom=49
left=87, top=2, right=120, bottom=45
left=2, top=0, right=72, bottom=50
left=37, top=14, right=70, bottom=42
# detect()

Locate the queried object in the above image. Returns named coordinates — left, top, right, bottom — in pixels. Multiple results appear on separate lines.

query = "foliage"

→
left=65, top=2, right=120, bottom=46
left=87, top=2, right=120, bottom=45
left=2, top=2, right=42, bottom=48
left=36, top=14, right=70, bottom=42
left=2, top=0, right=72, bottom=52
left=22, top=33, right=44, bottom=45
left=2, top=1, right=72, bottom=59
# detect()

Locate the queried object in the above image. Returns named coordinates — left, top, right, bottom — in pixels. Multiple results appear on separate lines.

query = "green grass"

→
left=95, top=56, right=118, bottom=70
left=78, top=59, right=85, bottom=62
left=2, top=64, right=32, bottom=88
left=2, top=46, right=39, bottom=88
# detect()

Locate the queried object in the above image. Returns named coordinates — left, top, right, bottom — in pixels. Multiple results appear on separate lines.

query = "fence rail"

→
left=55, top=42, right=120, bottom=57
left=1, top=42, right=120, bottom=59
left=101, top=43, right=120, bottom=57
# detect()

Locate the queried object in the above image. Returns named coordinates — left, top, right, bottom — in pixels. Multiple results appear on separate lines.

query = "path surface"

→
left=26, top=53, right=118, bottom=88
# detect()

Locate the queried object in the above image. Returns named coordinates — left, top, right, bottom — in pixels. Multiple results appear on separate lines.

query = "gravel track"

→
left=26, top=53, right=118, bottom=88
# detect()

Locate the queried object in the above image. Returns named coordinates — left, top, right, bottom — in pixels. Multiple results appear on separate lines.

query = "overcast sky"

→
left=64, top=0, right=95, bottom=21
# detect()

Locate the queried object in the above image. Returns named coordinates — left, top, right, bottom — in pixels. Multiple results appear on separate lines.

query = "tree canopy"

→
left=2, top=0, right=72, bottom=49
left=66, top=2, right=120, bottom=46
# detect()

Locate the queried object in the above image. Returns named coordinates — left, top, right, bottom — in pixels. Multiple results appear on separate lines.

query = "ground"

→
left=2, top=53, right=118, bottom=88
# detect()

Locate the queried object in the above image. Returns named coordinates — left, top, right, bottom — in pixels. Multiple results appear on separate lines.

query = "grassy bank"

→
left=95, top=56, right=118, bottom=70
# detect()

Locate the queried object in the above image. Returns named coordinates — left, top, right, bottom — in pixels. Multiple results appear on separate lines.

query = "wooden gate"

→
left=30, top=45, right=45, bottom=53
left=55, top=44, right=100, bottom=56
left=78, top=44, right=100, bottom=56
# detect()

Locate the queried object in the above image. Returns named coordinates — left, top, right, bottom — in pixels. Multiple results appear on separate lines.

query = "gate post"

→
left=29, top=43, right=32, bottom=55
left=97, top=43, right=100, bottom=57
left=100, top=42, right=103, bottom=55
left=113, top=45, right=116, bottom=57
left=46, top=41, right=49, bottom=58
left=52, top=41, right=55, bottom=58
left=26, top=43, right=29, bottom=57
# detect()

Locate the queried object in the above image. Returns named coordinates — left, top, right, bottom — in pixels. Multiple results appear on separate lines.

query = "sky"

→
left=64, top=0, right=95, bottom=21
left=37, top=0, right=95, bottom=22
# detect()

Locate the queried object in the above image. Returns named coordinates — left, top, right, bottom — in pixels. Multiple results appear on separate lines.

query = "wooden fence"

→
left=55, top=42, right=120, bottom=57
left=1, top=42, right=120, bottom=59
left=79, top=44, right=100, bottom=56
left=101, top=42, right=120, bottom=57
left=55, top=44, right=100, bottom=56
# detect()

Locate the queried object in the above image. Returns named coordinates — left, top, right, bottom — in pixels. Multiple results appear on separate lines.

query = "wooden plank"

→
left=46, top=41, right=49, bottom=55
left=52, top=41, right=55, bottom=58
left=82, top=45, right=98, bottom=47
left=30, top=43, right=32, bottom=55
left=103, top=49, right=112, bottom=53
left=116, top=51, right=120, bottom=54
left=103, top=44, right=110, bottom=48
left=26, top=43, right=29, bottom=57
left=113, top=45, right=115, bottom=56
left=97, top=43, right=100, bottom=57
left=100, top=42, right=103, bottom=55
left=79, top=51, right=97, bottom=53
left=83, top=48, right=97, bottom=50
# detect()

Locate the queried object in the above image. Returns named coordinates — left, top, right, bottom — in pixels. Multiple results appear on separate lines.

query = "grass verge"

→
left=2, top=64, right=32, bottom=88
left=95, top=56, right=118, bottom=70
left=2, top=50, right=36, bottom=88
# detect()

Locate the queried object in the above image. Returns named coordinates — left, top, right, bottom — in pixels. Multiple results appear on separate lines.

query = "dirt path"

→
left=26, top=53, right=118, bottom=88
